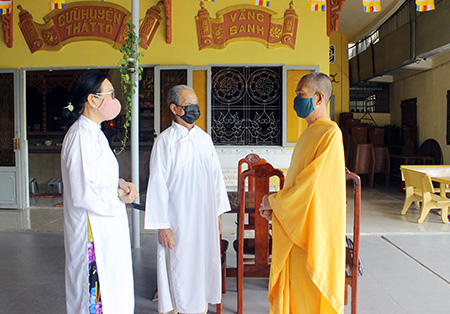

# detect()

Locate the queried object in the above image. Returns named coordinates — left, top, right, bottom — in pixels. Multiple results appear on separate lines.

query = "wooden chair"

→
left=400, top=168, right=450, bottom=223
left=369, top=129, right=384, bottom=147
left=339, top=112, right=354, bottom=132
left=352, top=126, right=368, bottom=145
left=351, top=126, right=369, bottom=175
left=353, top=143, right=375, bottom=187
left=216, top=239, right=229, bottom=314
left=345, top=169, right=361, bottom=314
left=234, top=154, right=269, bottom=256
left=344, top=119, right=361, bottom=168
left=344, top=118, right=361, bottom=135
left=236, top=163, right=284, bottom=314
left=238, top=153, right=267, bottom=191
left=373, top=146, right=390, bottom=186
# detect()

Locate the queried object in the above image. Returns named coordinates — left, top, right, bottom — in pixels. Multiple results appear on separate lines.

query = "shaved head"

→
left=301, top=72, right=333, bottom=104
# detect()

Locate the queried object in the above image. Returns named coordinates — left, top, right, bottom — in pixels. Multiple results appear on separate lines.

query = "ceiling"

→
left=338, top=0, right=407, bottom=42
left=338, top=0, right=450, bottom=82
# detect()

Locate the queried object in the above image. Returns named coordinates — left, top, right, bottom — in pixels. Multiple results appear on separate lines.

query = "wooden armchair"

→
left=219, top=154, right=267, bottom=314
left=345, top=169, right=362, bottom=314
left=400, top=168, right=450, bottom=223
left=237, top=153, right=267, bottom=233
left=236, top=162, right=284, bottom=314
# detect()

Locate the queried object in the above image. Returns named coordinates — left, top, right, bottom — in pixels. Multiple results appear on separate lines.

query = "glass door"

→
left=0, top=70, right=22, bottom=208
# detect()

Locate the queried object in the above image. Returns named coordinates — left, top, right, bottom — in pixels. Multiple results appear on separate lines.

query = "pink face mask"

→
left=95, top=97, right=121, bottom=121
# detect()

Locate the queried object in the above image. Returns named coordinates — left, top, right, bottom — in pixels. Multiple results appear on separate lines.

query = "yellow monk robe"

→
left=268, top=118, right=346, bottom=314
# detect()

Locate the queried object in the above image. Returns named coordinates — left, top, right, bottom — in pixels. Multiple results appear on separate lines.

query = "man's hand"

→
left=259, top=194, right=273, bottom=221
left=159, top=228, right=175, bottom=249
left=118, top=179, right=139, bottom=204
left=219, top=215, right=223, bottom=235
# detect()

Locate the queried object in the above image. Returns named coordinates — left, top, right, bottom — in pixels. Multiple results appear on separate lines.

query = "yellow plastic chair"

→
left=401, top=169, right=450, bottom=223
left=401, top=168, right=422, bottom=213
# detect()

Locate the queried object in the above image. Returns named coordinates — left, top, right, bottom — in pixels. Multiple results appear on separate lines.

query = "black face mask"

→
left=178, top=104, right=201, bottom=124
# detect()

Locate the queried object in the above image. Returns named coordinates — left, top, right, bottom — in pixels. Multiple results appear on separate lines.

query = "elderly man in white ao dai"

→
left=145, top=85, right=230, bottom=314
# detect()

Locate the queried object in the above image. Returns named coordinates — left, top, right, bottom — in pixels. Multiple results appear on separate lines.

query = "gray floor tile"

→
left=351, top=235, right=450, bottom=314
left=2, top=184, right=450, bottom=313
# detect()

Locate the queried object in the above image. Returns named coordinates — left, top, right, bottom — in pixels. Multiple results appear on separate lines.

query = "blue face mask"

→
left=293, top=96, right=316, bottom=118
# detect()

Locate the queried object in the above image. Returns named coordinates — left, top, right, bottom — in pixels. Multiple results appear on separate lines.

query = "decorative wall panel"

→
left=211, top=66, right=282, bottom=146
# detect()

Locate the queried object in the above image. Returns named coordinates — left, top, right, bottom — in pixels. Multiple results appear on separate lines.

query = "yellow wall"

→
left=389, top=52, right=450, bottom=163
left=192, top=70, right=207, bottom=131
left=1, top=0, right=328, bottom=68
left=329, top=32, right=350, bottom=121
left=286, top=69, right=314, bottom=142
left=2, top=0, right=331, bottom=141
left=330, top=33, right=350, bottom=121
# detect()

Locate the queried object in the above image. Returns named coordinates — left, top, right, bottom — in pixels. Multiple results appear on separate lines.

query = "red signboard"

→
left=18, top=1, right=162, bottom=53
left=195, top=2, right=298, bottom=50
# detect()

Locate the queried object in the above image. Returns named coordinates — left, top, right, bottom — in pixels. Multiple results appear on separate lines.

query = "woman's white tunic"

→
left=145, top=122, right=230, bottom=314
left=61, top=115, right=134, bottom=314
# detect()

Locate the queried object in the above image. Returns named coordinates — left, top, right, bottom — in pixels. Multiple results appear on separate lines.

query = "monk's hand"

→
left=219, top=215, right=223, bottom=235
left=259, top=195, right=272, bottom=221
left=159, top=228, right=175, bottom=249
left=118, top=179, right=139, bottom=204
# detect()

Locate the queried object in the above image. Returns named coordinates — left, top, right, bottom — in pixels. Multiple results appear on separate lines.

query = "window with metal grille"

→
left=349, top=82, right=390, bottom=113
left=211, top=66, right=282, bottom=146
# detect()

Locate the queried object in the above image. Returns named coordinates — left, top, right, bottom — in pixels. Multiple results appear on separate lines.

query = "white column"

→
left=131, top=0, right=140, bottom=248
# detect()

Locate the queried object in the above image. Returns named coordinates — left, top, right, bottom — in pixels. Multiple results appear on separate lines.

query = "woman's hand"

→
left=158, top=228, right=175, bottom=249
left=118, top=179, right=139, bottom=204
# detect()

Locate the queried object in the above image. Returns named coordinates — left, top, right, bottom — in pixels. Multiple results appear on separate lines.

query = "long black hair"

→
left=61, top=71, right=107, bottom=128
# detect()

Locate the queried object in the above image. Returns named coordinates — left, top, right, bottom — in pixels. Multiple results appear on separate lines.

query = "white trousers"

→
left=161, top=303, right=208, bottom=314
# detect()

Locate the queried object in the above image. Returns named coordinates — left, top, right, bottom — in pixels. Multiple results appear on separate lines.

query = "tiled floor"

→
left=1, top=181, right=450, bottom=313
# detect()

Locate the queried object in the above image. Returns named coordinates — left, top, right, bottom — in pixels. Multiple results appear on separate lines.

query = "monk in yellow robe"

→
left=260, top=72, right=346, bottom=314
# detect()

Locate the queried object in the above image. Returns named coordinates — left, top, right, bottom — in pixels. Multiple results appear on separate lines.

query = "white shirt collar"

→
left=172, top=120, right=195, bottom=136
left=79, top=115, right=101, bottom=132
